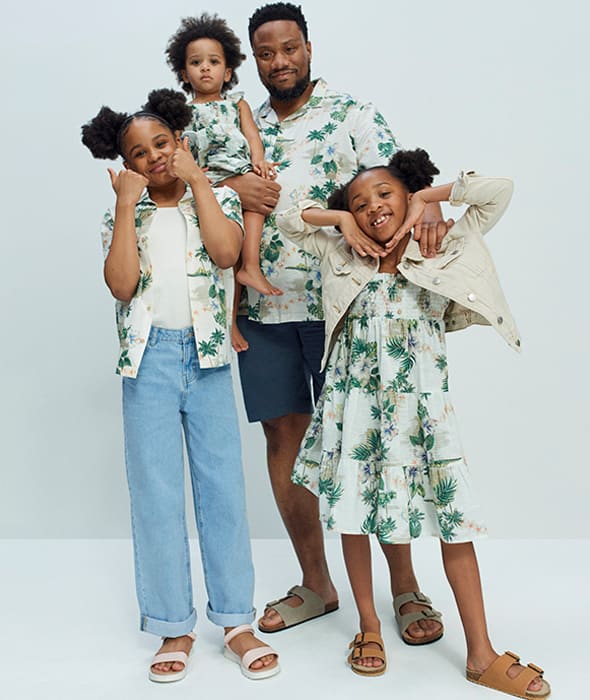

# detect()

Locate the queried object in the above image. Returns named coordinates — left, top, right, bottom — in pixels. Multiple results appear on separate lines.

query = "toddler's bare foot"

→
left=237, top=265, right=283, bottom=296
left=232, top=322, right=249, bottom=352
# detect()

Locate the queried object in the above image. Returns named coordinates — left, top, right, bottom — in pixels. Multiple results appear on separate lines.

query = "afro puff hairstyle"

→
left=166, top=14, right=246, bottom=95
left=81, top=88, right=192, bottom=160
left=248, top=2, right=308, bottom=44
left=327, top=149, right=440, bottom=212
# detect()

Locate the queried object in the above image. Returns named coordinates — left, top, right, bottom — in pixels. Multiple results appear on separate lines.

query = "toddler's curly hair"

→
left=166, top=14, right=246, bottom=95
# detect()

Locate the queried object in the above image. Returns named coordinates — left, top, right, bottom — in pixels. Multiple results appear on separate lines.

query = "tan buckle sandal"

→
left=466, top=651, right=551, bottom=699
left=347, top=632, right=387, bottom=677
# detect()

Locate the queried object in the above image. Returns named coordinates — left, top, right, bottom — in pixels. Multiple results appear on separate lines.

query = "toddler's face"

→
left=347, top=169, right=410, bottom=243
left=182, top=38, right=231, bottom=100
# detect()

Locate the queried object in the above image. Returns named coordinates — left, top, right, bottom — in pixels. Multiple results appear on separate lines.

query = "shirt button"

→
left=497, top=316, right=504, bottom=324
left=467, top=293, right=476, bottom=302
left=402, top=262, right=410, bottom=269
left=433, top=277, right=441, bottom=285
left=335, top=264, right=342, bottom=271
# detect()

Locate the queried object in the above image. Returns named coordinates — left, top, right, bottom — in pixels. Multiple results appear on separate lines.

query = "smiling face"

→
left=181, top=38, right=232, bottom=101
left=121, top=118, right=179, bottom=186
left=347, top=169, right=411, bottom=243
left=251, top=19, right=311, bottom=101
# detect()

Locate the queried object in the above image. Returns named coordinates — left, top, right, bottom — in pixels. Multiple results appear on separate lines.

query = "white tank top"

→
left=148, top=207, right=192, bottom=329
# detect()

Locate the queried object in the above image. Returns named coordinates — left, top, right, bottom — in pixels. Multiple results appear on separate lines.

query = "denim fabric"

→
left=122, top=327, right=255, bottom=637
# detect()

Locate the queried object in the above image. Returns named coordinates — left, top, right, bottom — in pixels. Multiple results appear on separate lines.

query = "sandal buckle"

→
left=528, top=663, right=543, bottom=675
left=506, top=651, right=520, bottom=662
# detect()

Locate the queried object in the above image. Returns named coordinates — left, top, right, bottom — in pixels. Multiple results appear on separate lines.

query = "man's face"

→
left=251, top=20, right=311, bottom=100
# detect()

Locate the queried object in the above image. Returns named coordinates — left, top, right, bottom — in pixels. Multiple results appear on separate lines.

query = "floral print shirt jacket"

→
left=101, top=186, right=243, bottom=377
left=245, top=78, right=399, bottom=324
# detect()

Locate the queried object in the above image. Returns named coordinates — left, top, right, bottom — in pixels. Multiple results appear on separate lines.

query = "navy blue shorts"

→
left=236, top=318, right=326, bottom=423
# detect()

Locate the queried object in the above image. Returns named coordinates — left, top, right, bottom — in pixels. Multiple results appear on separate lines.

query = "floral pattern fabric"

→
left=101, top=186, right=243, bottom=376
left=293, top=273, right=486, bottom=543
left=243, top=79, right=399, bottom=324
left=183, top=93, right=253, bottom=185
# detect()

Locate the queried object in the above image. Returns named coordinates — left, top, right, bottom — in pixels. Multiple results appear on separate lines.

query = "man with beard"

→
left=225, top=2, right=448, bottom=642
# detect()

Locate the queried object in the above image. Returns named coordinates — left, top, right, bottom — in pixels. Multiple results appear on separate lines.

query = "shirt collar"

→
left=257, top=78, right=328, bottom=123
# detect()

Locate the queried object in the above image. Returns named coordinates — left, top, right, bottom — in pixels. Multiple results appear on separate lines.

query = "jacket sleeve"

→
left=449, top=172, right=514, bottom=236
left=276, top=200, right=337, bottom=258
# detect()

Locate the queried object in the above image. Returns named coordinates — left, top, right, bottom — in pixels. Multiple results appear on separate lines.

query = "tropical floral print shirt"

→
left=101, top=186, right=243, bottom=377
left=244, top=78, right=398, bottom=324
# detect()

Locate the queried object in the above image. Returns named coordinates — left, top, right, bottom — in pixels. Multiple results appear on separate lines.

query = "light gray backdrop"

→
left=1, top=0, right=587, bottom=538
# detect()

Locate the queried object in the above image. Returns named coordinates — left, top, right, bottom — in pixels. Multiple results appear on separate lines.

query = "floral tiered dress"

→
left=293, top=273, right=486, bottom=543
left=183, top=93, right=252, bottom=185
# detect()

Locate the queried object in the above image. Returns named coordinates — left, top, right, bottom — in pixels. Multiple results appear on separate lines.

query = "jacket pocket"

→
left=434, top=237, right=464, bottom=269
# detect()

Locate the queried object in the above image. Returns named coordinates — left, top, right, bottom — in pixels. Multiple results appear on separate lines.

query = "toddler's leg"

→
left=231, top=279, right=249, bottom=352
left=441, top=541, right=546, bottom=695
left=342, top=535, right=384, bottom=671
left=236, top=210, right=283, bottom=296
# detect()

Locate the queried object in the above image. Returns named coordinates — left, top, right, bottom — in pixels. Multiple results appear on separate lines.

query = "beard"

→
left=264, top=64, right=311, bottom=102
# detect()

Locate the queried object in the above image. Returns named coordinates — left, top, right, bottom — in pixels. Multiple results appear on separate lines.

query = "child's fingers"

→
left=107, top=168, right=118, bottom=189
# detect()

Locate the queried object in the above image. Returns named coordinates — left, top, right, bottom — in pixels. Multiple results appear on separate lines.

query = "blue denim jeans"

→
left=122, top=327, right=255, bottom=637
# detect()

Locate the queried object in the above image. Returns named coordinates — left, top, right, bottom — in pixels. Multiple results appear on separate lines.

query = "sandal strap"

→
left=394, top=591, right=433, bottom=612
left=223, top=624, right=254, bottom=645
left=151, top=651, right=189, bottom=666
left=349, top=632, right=385, bottom=650
left=262, top=585, right=326, bottom=626
left=350, top=645, right=386, bottom=662
left=241, top=645, right=278, bottom=670
left=477, top=652, right=543, bottom=694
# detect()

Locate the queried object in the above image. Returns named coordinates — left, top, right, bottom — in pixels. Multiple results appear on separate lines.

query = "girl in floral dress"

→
left=166, top=13, right=282, bottom=314
left=277, top=150, right=550, bottom=698
left=81, top=88, right=279, bottom=683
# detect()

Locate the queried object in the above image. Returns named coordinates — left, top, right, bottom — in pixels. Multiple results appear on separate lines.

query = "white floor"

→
left=1, top=538, right=587, bottom=699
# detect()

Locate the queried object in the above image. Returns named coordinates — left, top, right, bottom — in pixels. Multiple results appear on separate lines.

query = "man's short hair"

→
left=248, top=3, right=308, bottom=44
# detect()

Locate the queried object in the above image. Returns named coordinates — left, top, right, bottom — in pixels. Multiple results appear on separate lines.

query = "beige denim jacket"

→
left=277, top=172, right=519, bottom=371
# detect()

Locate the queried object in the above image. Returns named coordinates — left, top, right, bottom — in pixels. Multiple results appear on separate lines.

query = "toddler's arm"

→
left=238, top=99, right=277, bottom=180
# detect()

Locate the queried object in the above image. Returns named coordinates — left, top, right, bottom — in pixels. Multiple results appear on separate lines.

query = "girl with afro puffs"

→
left=277, top=150, right=550, bottom=698
left=166, top=13, right=283, bottom=333
left=81, top=88, right=280, bottom=683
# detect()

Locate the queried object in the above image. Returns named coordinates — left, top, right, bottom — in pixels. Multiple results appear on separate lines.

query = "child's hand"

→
left=167, top=137, right=206, bottom=184
left=338, top=212, right=387, bottom=259
left=108, top=168, right=148, bottom=205
left=253, top=160, right=279, bottom=180
left=386, top=192, right=428, bottom=252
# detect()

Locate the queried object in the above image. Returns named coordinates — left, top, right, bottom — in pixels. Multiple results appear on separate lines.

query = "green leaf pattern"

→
left=101, top=186, right=242, bottom=376
left=292, top=273, right=486, bottom=543
left=240, top=79, right=398, bottom=324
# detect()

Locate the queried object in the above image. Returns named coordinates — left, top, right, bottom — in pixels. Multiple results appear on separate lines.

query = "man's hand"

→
left=223, top=172, right=281, bottom=214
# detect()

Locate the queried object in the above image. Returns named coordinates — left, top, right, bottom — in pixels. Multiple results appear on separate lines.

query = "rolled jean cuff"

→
left=140, top=608, right=197, bottom=637
left=206, top=603, right=256, bottom=628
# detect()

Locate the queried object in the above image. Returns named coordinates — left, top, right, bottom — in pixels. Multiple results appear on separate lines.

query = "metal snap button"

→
left=467, top=293, right=476, bottom=302
left=433, top=277, right=441, bottom=285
